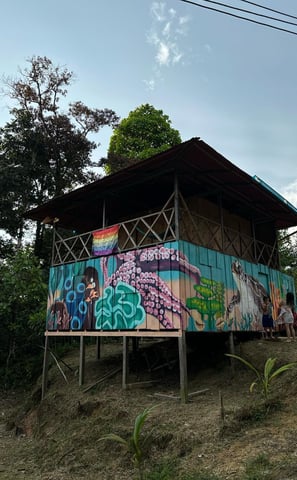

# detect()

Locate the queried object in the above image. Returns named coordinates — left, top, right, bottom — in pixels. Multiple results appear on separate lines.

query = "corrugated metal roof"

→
left=25, top=137, right=297, bottom=231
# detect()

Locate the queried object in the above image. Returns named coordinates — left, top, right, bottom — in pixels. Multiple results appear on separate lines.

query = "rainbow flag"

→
left=92, top=225, right=119, bottom=256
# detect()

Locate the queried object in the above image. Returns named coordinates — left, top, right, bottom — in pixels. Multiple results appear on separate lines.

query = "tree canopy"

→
left=0, top=247, right=47, bottom=387
left=0, top=56, right=121, bottom=388
left=0, top=55, right=119, bottom=252
left=278, top=230, right=297, bottom=286
left=101, top=103, right=182, bottom=174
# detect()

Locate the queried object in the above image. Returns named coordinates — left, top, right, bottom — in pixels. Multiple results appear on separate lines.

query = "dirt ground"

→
left=1, top=334, right=297, bottom=480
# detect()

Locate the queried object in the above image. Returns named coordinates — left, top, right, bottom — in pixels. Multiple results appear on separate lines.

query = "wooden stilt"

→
left=122, top=337, right=129, bottom=390
left=178, top=331, right=188, bottom=403
left=229, top=331, right=235, bottom=354
left=96, top=337, right=101, bottom=360
left=79, top=335, right=86, bottom=386
left=41, top=335, right=50, bottom=400
left=229, top=331, right=235, bottom=376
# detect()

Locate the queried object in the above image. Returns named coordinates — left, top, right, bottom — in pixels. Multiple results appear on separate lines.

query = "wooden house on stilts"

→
left=26, top=137, right=297, bottom=402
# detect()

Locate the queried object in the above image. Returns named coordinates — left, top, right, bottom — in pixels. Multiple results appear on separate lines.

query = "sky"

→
left=1, top=0, right=297, bottom=207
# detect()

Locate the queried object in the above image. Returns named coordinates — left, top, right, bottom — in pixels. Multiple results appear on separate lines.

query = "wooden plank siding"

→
left=46, top=239, right=294, bottom=335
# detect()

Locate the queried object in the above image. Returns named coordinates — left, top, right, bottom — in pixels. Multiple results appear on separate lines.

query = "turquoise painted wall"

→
left=47, top=241, right=295, bottom=333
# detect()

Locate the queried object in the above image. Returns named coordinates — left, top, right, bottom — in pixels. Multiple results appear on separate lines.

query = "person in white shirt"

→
left=277, top=300, right=296, bottom=342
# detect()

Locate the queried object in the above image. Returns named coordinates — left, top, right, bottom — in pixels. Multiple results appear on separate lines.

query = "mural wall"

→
left=47, top=241, right=295, bottom=333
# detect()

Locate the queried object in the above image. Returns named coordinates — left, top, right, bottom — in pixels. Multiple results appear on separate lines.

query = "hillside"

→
left=1, top=335, right=297, bottom=480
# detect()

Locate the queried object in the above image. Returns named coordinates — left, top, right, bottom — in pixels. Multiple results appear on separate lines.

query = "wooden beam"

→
left=122, top=337, right=129, bottom=390
left=228, top=331, right=235, bottom=376
left=45, top=330, right=182, bottom=337
left=151, top=389, right=208, bottom=400
left=174, top=174, right=180, bottom=240
left=82, top=367, right=121, bottom=393
left=178, top=331, right=188, bottom=403
left=125, top=380, right=159, bottom=389
left=96, top=337, right=101, bottom=360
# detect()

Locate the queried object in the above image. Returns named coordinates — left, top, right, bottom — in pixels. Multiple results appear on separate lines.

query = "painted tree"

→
left=101, top=103, right=182, bottom=174
left=0, top=55, right=119, bottom=253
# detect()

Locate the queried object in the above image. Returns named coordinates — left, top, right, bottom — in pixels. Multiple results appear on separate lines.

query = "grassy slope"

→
left=1, top=336, right=297, bottom=480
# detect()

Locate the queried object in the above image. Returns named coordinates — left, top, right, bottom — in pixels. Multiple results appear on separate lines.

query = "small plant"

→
left=226, top=354, right=296, bottom=400
left=243, top=453, right=272, bottom=480
left=99, top=405, right=158, bottom=479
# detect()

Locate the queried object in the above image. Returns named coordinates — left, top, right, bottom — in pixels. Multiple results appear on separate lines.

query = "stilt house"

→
left=26, top=137, right=297, bottom=401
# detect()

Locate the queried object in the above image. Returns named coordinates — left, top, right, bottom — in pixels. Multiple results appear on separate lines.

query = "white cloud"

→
left=143, top=78, right=156, bottom=91
left=145, top=1, right=190, bottom=89
left=179, top=15, right=189, bottom=25
left=177, top=15, right=190, bottom=35
left=162, top=21, right=171, bottom=37
left=281, top=180, right=297, bottom=209
left=156, top=42, right=170, bottom=65
left=151, top=1, right=166, bottom=22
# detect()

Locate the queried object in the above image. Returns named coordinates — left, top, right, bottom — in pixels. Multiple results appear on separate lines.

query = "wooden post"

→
left=79, top=335, right=86, bottom=386
left=95, top=198, right=105, bottom=362
left=96, top=337, right=101, bottom=360
left=102, top=198, right=106, bottom=228
left=218, top=194, right=224, bottom=252
left=229, top=331, right=235, bottom=376
left=51, top=225, right=56, bottom=265
left=178, top=331, right=188, bottom=403
left=251, top=218, right=257, bottom=263
left=219, top=390, right=225, bottom=422
left=174, top=174, right=180, bottom=240
left=41, top=335, right=50, bottom=400
left=122, top=337, right=129, bottom=389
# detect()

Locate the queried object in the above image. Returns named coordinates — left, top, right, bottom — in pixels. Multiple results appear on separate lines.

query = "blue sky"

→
left=1, top=0, right=297, bottom=206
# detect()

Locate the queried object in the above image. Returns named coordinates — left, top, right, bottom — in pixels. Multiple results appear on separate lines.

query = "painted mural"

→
left=47, top=240, right=295, bottom=333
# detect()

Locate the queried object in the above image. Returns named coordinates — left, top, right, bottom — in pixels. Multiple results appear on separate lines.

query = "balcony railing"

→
left=179, top=207, right=279, bottom=269
left=52, top=204, right=279, bottom=269
left=52, top=207, right=176, bottom=265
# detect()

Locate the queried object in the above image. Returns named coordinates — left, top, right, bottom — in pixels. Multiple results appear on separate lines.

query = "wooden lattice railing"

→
left=52, top=192, right=279, bottom=269
left=179, top=207, right=279, bottom=268
left=52, top=207, right=176, bottom=265
left=52, top=212, right=278, bottom=269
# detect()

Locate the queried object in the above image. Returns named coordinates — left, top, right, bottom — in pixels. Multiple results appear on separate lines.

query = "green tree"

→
left=1, top=55, right=119, bottom=253
left=0, top=110, right=48, bottom=244
left=0, top=236, right=14, bottom=260
left=277, top=230, right=297, bottom=293
left=101, top=103, right=182, bottom=174
left=0, top=247, right=48, bottom=388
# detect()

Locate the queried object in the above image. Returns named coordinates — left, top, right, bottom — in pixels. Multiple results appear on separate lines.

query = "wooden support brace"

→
left=152, top=388, right=208, bottom=401
left=82, top=367, right=121, bottom=393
